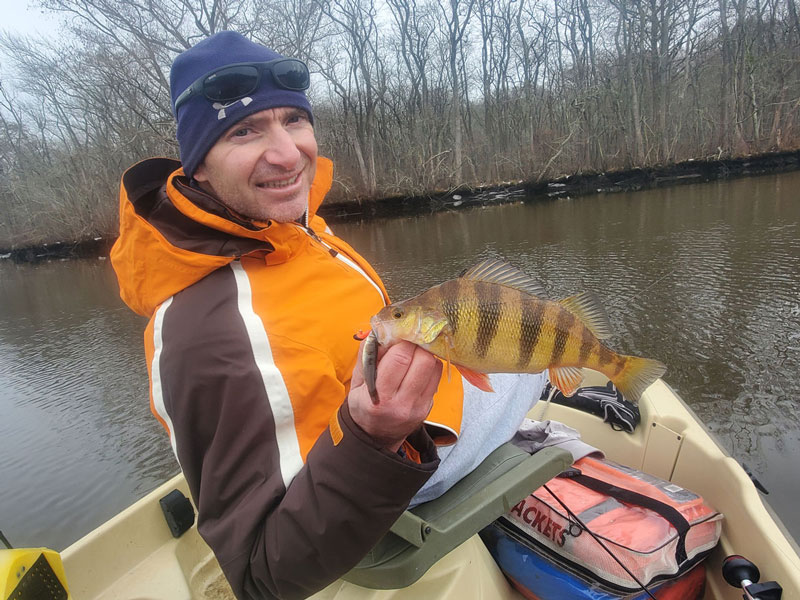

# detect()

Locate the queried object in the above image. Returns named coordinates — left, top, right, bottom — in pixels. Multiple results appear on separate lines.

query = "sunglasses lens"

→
left=203, top=65, right=260, bottom=102
left=272, top=59, right=310, bottom=90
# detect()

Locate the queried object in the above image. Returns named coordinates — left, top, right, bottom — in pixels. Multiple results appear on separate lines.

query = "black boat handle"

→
left=722, top=555, right=783, bottom=600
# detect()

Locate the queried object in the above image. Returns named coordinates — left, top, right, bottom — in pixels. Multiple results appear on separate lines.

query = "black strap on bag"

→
left=558, top=468, right=691, bottom=565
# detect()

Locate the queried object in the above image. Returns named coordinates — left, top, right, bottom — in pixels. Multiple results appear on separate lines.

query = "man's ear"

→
left=193, top=162, right=208, bottom=183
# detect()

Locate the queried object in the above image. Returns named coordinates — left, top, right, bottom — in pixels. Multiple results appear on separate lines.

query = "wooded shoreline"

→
left=320, top=149, right=800, bottom=222
left=5, top=0, right=800, bottom=255
left=4, top=149, right=799, bottom=264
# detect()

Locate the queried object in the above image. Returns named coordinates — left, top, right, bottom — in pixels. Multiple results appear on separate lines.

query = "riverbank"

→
left=318, top=149, right=800, bottom=223
left=3, top=149, right=799, bottom=262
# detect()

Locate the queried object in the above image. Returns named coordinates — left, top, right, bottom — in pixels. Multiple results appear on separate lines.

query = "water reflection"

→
left=1, top=171, right=798, bottom=551
left=0, top=261, right=177, bottom=551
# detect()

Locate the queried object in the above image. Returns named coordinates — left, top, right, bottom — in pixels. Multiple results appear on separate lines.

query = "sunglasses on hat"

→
left=174, top=58, right=310, bottom=113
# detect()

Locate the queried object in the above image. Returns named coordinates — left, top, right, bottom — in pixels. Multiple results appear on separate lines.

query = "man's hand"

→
left=348, top=340, right=442, bottom=453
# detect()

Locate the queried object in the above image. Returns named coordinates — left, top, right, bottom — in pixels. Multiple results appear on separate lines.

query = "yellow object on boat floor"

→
left=0, top=548, right=71, bottom=600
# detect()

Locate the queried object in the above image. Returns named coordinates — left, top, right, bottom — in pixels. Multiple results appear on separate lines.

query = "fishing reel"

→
left=722, top=555, right=783, bottom=599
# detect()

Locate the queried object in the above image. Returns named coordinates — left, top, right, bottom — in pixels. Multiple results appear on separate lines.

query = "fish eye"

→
left=392, top=308, right=403, bottom=319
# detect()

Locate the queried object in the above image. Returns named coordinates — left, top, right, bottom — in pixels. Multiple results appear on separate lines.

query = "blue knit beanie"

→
left=170, top=31, right=313, bottom=177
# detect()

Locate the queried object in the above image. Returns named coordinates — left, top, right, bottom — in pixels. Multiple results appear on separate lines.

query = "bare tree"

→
left=313, top=0, right=386, bottom=195
left=3, top=0, right=800, bottom=248
left=439, top=0, right=475, bottom=182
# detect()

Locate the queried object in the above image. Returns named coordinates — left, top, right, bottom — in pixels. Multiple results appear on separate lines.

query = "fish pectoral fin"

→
left=548, top=366, right=584, bottom=397
left=419, top=314, right=450, bottom=344
left=556, top=292, right=612, bottom=339
left=455, top=365, right=495, bottom=393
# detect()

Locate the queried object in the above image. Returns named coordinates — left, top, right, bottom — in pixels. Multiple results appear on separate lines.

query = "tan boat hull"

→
left=61, top=375, right=800, bottom=599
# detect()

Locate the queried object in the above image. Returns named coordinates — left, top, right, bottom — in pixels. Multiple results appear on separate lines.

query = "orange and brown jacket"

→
left=110, top=156, right=463, bottom=600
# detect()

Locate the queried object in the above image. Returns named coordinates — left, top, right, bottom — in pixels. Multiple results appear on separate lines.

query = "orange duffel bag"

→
left=488, top=456, right=723, bottom=596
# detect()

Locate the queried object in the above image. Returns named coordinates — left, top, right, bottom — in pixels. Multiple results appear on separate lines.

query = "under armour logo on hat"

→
left=212, top=96, right=253, bottom=120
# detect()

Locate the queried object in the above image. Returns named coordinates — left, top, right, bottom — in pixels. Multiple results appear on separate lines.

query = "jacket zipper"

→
left=296, top=223, right=386, bottom=304
left=302, top=223, right=339, bottom=258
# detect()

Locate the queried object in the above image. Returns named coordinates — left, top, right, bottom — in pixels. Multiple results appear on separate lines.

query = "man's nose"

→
left=262, top=125, right=302, bottom=169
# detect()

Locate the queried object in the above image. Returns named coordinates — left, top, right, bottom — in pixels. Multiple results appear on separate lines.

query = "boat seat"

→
left=343, top=443, right=573, bottom=589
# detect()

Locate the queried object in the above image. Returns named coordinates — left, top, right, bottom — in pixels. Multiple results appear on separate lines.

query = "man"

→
left=111, top=31, right=544, bottom=600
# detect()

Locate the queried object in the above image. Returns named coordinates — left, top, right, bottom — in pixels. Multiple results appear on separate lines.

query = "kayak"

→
left=11, top=372, right=800, bottom=599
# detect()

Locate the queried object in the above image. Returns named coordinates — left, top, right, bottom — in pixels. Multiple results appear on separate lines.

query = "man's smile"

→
left=255, top=172, right=302, bottom=189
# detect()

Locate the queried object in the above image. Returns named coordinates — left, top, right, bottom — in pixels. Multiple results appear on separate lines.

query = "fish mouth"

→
left=370, top=314, right=399, bottom=347
left=369, top=315, right=385, bottom=343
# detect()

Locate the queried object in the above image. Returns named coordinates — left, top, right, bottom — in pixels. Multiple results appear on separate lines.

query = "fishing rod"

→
left=0, top=529, right=13, bottom=549
left=604, top=267, right=676, bottom=312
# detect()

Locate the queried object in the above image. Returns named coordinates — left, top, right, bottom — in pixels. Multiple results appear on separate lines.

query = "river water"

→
left=1, top=172, right=798, bottom=552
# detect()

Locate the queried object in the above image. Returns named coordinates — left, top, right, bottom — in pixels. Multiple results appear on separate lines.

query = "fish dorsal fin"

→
left=460, top=259, right=547, bottom=298
left=557, top=291, right=612, bottom=340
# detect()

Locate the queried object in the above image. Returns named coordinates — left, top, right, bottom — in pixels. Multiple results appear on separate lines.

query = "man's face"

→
left=193, top=107, right=317, bottom=223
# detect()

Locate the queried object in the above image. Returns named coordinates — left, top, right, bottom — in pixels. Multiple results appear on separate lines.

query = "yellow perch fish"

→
left=369, top=258, right=666, bottom=403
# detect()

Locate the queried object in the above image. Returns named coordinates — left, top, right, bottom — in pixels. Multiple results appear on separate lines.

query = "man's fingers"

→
left=372, top=341, right=416, bottom=397
left=393, top=344, right=441, bottom=400
left=372, top=342, right=441, bottom=402
left=420, top=357, right=443, bottom=401
left=347, top=340, right=443, bottom=450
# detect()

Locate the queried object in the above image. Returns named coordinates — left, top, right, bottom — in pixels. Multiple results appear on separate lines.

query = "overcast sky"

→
left=1, top=0, right=60, bottom=37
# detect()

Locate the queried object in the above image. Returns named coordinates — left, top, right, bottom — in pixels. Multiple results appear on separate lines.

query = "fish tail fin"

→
left=611, top=356, right=666, bottom=403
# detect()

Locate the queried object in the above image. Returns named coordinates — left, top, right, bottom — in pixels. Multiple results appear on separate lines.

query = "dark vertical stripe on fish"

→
left=517, top=292, right=544, bottom=370
left=475, top=283, right=501, bottom=359
left=611, top=355, right=626, bottom=377
left=550, top=309, right=575, bottom=366
left=597, top=345, right=615, bottom=368
left=578, top=326, right=595, bottom=363
left=440, top=279, right=461, bottom=334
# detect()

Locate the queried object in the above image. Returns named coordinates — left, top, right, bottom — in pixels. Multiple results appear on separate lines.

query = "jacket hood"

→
left=111, top=156, right=334, bottom=317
